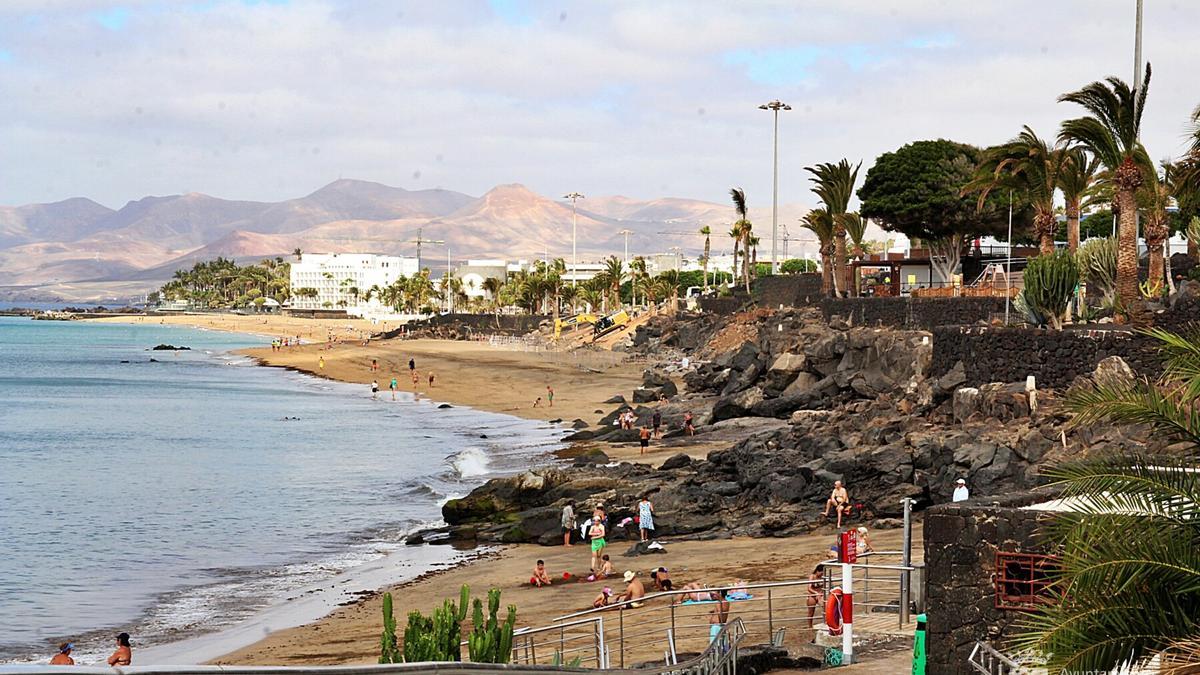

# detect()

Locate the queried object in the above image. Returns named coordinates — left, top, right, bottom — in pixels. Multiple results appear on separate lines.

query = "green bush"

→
left=1022, top=251, right=1079, bottom=329
left=780, top=258, right=819, bottom=274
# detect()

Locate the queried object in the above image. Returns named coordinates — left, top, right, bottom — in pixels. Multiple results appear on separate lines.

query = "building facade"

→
left=290, top=253, right=418, bottom=316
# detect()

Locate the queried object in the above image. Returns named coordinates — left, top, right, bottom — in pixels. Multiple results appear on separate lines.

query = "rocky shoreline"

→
left=423, top=307, right=1159, bottom=548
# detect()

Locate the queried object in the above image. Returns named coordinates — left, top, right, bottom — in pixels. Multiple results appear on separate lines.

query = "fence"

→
left=527, top=557, right=919, bottom=669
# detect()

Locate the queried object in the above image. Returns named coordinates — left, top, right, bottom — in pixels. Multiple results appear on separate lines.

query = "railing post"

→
left=767, top=587, right=774, bottom=637
left=901, top=496, right=913, bottom=627
left=597, top=616, right=607, bottom=669
left=670, top=602, right=676, bottom=642
left=619, top=606, right=625, bottom=668
left=842, top=561, right=854, bottom=665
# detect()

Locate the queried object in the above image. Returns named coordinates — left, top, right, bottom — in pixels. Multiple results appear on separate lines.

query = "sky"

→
left=1, top=0, right=1198, bottom=209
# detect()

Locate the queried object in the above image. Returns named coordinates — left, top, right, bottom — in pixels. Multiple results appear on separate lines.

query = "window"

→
left=994, top=552, right=1059, bottom=610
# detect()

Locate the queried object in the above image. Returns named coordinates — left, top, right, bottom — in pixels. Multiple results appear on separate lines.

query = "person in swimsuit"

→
left=371, top=379, right=378, bottom=399
left=530, top=559, right=552, bottom=587
left=49, top=643, right=74, bottom=665
left=371, top=358, right=378, bottom=372
left=547, top=386, right=554, bottom=407
left=318, top=356, right=325, bottom=371
left=428, top=372, right=435, bottom=388
left=408, top=358, right=415, bottom=373
left=389, top=377, right=398, bottom=400
left=709, top=589, right=730, bottom=643
left=684, top=411, right=695, bottom=436
left=639, top=426, right=651, bottom=454
left=108, top=633, right=132, bottom=666
left=652, top=411, right=662, bottom=439
left=592, top=587, right=613, bottom=609
left=806, top=565, right=826, bottom=628
left=618, top=571, right=646, bottom=608
left=588, top=518, right=607, bottom=572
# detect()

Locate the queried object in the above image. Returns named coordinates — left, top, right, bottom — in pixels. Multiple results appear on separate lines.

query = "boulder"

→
left=570, top=418, right=589, bottom=429
left=780, top=372, right=821, bottom=398
left=1092, top=355, right=1135, bottom=389
left=952, top=387, right=980, bottom=422
left=572, top=448, right=610, bottom=466
left=658, top=453, right=693, bottom=471
left=934, top=360, right=968, bottom=396
left=603, top=394, right=627, bottom=404
left=711, top=387, right=765, bottom=422
left=642, top=369, right=674, bottom=388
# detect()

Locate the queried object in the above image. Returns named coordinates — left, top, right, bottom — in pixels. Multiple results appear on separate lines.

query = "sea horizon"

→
left=0, top=316, right=565, bottom=665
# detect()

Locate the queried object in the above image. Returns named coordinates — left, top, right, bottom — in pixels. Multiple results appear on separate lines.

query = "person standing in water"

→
left=49, top=643, right=74, bottom=665
left=547, top=386, right=554, bottom=407
left=108, top=633, right=132, bottom=666
left=389, top=376, right=398, bottom=401
left=371, top=379, right=379, bottom=399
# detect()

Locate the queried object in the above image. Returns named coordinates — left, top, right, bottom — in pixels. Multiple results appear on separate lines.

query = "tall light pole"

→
left=1133, top=0, right=1144, bottom=96
left=618, top=228, right=634, bottom=265
left=759, top=100, right=791, bottom=275
left=564, top=192, right=585, bottom=286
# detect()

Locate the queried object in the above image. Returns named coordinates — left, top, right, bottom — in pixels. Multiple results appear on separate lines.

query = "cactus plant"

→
left=1022, top=250, right=1079, bottom=329
left=467, top=589, right=518, bottom=663
left=1077, top=237, right=1117, bottom=307
left=379, top=592, right=401, bottom=664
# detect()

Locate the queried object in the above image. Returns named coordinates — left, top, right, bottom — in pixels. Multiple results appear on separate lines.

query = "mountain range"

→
left=0, top=179, right=825, bottom=302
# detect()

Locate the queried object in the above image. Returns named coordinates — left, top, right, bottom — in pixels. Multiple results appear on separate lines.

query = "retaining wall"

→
left=378, top=313, right=549, bottom=339
left=923, top=488, right=1059, bottom=675
left=821, top=297, right=1008, bottom=329
left=752, top=274, right=824, bottom=308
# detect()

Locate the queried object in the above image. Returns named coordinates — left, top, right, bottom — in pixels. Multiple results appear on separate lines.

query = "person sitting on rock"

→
left=821, top=480, right=852, bottom=527
left=530, top=559, right=552, bottom=587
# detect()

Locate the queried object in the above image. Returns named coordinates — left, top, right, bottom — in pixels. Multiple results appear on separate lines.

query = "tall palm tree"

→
left=1058, top=148, right=1102, bottom=253
left=730, top=188, right=752, bottom=292
left=806, top=159, right=861, bottom=296
left=293, top=247, right=303, bottom=262
left=1018, top=327, right=1200, bottom=673
left=841, top=212, right=869, bottom=260
left=1059, top=64, right=1153, bottom=311
left=727, top=226, right=741, bottom=288
left=801, top=208, right=835, bottom=295
left=602, top=256, right=624, bottom=309
left=699, top=226, right=712, bottom=290
left=748, top=235, right=760, bottom=275
left=1140, top=164, right=1174, bottom=295
left=629, top=256, right=647, bottom=307
left=963, top=126, right=1071, bottom=256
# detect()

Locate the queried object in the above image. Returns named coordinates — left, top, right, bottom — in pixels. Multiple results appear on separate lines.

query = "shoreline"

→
left=5, top=315, right=589, bottom=666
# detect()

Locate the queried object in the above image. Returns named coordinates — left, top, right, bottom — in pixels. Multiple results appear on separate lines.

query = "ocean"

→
left=0, top=317, right=564, bottom=664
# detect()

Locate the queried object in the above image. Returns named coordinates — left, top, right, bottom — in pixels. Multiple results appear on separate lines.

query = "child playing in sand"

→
left=597, top=554, right=614, bottom=579
left=592, top=587, right=613, bottom=609
left=530, top=560, right=552, bottom=587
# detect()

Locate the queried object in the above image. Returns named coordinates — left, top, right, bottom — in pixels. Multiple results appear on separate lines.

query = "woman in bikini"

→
left=107, top=633, right=132, bottom=666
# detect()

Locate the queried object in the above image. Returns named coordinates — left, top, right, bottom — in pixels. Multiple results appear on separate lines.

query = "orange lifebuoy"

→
left=825, top=588, right=845, bottom=635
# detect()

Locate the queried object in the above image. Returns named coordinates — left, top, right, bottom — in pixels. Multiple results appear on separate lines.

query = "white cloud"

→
left=0, top=0, right=1197, bottom=209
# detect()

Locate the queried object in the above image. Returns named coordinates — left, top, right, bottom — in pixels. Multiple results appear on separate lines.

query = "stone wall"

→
left=752, top=274, right=824, bottom=308
left=931, top=325, right=1162, bottom=389
left=698, top=296, right=744, bottom=316
left=924, top=488, right=1059, bottom=675
left=821, top=297, right=1008, bottom=329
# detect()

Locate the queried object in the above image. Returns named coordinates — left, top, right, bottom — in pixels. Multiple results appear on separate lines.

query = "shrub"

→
left=1022, top=251, right=1080, bottom=329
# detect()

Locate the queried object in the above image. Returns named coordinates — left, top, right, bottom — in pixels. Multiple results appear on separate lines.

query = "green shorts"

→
left=591, top=538, right=606, bottom=552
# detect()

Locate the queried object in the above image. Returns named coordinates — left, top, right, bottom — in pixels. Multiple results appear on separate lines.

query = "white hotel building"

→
left=290, top=253, right=418, bottom=316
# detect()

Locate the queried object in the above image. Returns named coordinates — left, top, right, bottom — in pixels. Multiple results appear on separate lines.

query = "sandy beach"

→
left=91, top=313, right=915, bottom=668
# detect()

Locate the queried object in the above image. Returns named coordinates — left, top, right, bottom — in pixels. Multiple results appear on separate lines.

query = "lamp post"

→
left=618, top=228, right=634, bottom=265
left=564, top=192, right=585, bottom=287
left=758, top=100, right=791, bottom=275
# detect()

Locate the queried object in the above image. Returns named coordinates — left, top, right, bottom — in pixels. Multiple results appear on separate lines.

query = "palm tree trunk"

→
left=1036, top=213, right=1057, bottom=257
left=703, top=238, right=711, bottom=290
left=1115, top=187, right=1140, bottom=310
left=1066, top=201, right=1081, bottom=253
left=742, top=235, right=751, bottom=292
left=834, top=229, right=848, bottom=297
left=821, top=245, right=834, bottom=296
left=1148, top=240, right=1164, bottom=293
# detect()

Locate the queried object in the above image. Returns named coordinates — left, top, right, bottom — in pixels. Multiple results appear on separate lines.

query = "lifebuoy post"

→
left=838, top=529, right=857, bottom=664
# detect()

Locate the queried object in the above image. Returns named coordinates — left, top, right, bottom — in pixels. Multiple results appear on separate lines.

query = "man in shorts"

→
left=709, top=588, right=730, bottom=643
left=639, top=426, right=651, bottom=454
left=561, top=500, right=576, bottom=547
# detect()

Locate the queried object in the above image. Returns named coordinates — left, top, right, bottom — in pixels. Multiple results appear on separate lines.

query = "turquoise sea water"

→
left=0, top=317, right=562, bottom=663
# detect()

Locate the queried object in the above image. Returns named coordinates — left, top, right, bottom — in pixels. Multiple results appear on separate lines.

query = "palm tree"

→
left=1058, top=149, right=1101, bottom=253
left=293, top=247, right=302, bottom=262
left=1140, top=164, right=1174, bottom=296
left=730, top=188, right=752, bottom=292
left=699, top=226, right=712, bottom=290
left=1017, top=327, right=1200, bottom=673
left=841, top=212, right=870, bottom=260
left=1059, top=64, right=1152, bottom=311
left=964, top=126, right=1071, bottom=257
left=657, top=270, right=681, bottom=315
left=801, top=208, right=835, bottom=296
left=727, top=226, right=741, bottom=289
left=602, top=256, right=624, bottom=309
left=629, top=256, right=647, bottom=307
left=806, top=159, right=861, bottom=296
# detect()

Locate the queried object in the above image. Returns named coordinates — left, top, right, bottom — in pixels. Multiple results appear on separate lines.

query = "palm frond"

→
left=1065, top=377, right=1200, bottom=446
left=1144, top=327, right=1200, bottom=401
left=729, top=187, right=747, bottom=219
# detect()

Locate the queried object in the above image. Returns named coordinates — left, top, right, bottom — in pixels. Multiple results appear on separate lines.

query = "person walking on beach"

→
left=408, top=358, right=415, bottom=374
left=108, top=633, right=132, bottom=666
left=49, top=643, right=74, bottom=665
left=561, top=500, right=576, bottom=547
left=389, top=377, right=398, bottom=400
left=318, top=356, right=325, bottom=372
left=371, top=379, right=379, bottom=399
left=547, top=385, right=554, bottom=407
left=428, top=371, right=436, bottom=388
left=651, top=410, right=662, bottom=439
left=411, top=369, right=420, bottom=388
left=637, top=495, right=655, bottom=542
left=638, top=426, right=651, bottom=455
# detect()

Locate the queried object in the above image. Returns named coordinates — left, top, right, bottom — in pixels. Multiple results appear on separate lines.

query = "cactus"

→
left=379, top=592, right=401, bottom=664
left=467, top=589, right=518, bottom=663
left=1077, top=237, right=1117, bottom=306
left=1022, top=251, right=1079, bottom=329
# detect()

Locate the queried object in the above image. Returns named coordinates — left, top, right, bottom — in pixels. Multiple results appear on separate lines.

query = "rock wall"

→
left=378, top=313, right=549, bottom=338
left=931, top=326, right=1162, bottom=389
left=697, top=297, right=744, bottom=316
left=923, top=488, right=1059, bottom=675
left=821, top=297, right=1009, bottom=329
left=753, top=274, right=824, bottom=308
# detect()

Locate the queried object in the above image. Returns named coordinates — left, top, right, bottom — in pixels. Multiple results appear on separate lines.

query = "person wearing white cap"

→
left=953, top=478, right=970, bottom=502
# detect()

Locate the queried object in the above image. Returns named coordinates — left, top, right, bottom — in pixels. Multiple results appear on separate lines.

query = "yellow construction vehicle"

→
left=554, top=309, right=631, bottom=340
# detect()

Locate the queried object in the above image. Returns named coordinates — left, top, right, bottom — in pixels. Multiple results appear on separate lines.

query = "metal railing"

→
left=504, top=616, right=609, bottom=668
left=535, top=560, right=919, bottom=669
left=968, top=641, right=1029, bottom=674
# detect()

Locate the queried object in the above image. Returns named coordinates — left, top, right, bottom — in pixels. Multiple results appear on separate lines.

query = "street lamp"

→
left=564, top=192, right=585, bottom=286
left=618, top=229, right=634, bottom=265
left=759, top=99, right=791, bottom=275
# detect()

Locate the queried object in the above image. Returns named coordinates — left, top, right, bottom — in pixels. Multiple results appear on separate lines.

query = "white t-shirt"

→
left=952, top=486, right=970, bottom=502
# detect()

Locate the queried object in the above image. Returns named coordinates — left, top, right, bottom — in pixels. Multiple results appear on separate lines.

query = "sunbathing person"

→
left=674, top=582, right=713, bottom=604
left=530, top=559, right=552, bottom=587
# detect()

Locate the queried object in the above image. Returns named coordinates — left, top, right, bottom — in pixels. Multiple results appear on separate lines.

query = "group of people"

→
left=357, top=357, right=436, bottom=399
left=48, top=633, right=132, bottom=666
left=269, top=335, right=303, bottom=351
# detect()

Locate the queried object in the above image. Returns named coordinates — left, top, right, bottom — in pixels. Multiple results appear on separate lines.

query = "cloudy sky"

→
left=1, top=0, right=1197, bottom=209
